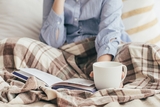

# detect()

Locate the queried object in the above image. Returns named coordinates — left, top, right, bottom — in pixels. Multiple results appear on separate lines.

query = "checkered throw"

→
left=0, top=37, right=160, bottom=107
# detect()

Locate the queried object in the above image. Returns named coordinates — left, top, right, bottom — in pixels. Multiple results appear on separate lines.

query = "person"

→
left=39, top=0, right=131, bottom=79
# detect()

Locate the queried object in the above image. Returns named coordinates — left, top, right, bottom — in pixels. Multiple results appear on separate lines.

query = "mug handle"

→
left=121, top=65, right=127, bottom=82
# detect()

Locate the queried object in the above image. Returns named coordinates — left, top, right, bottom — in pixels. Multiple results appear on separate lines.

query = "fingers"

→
left=89, top=71, right=94, bottom=78
left=120, top=72, right=125, bottom=88
left=121, top=71, right=125, bottom=79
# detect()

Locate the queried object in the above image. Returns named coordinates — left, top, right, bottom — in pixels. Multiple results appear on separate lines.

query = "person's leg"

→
left=0, top=37, right=78, bottom=80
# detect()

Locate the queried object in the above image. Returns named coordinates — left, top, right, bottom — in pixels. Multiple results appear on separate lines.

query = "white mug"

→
left=93, top=61, right=127, bottom=90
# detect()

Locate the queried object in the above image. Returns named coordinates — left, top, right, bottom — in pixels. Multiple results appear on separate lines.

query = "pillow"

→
left=154, top=0, right=160, bottom=26
left=122, top=0, right=160, bottom=46
left=0, top=0, right=43, bottom=40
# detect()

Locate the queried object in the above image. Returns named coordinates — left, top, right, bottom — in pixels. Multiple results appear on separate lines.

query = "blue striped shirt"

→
left=39, top=0, right=131, bottom=59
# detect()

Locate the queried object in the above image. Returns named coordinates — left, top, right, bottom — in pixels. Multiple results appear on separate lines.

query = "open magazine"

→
left=12, top=68, right=96, bottom=92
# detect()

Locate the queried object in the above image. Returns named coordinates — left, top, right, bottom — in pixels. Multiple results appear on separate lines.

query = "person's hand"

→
left=89, top=71, right=125, bottom=88
left=120, top=72, right=125, bottom=88
left=89, top=71, right=94, bottom=78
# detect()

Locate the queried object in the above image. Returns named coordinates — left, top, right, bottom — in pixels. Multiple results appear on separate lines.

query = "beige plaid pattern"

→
left=0, top=38, right=160, bottom=107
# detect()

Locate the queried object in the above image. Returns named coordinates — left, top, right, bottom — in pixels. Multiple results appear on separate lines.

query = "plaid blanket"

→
left=0, top=37, right=160, bottom=107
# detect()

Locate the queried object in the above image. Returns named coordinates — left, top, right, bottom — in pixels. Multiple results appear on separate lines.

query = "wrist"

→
left=52, top=0, right=65, bottom=15
left=97, top=54, right=112, bottom=62
left=54, top=0, right=65, bottom=2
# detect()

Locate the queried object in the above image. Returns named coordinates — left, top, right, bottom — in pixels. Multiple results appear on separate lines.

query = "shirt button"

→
left=57, top=22, right=60, bottom=25
left=74, top=18, right=78, bottom=21
left=106, top=47, right=109, bottom=50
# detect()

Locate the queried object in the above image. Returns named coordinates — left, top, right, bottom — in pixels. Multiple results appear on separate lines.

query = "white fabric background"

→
left=154, top=0, right=160, bottom=25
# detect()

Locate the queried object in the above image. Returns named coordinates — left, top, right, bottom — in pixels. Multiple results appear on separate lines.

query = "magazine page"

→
left=13, top=68, right=96, bottom=92
left=54, top=78, right=94, bottom=86
left=52, top=78, right=96, bottom=92
left=18, top=68, right=63, bottom=87
left=52, top=85, right=96, bottom=92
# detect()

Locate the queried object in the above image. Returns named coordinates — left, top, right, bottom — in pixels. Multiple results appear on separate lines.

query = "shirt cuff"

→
left=47, top=9, right=64, bottom=27
left=97, top=41, right=119, bottom=60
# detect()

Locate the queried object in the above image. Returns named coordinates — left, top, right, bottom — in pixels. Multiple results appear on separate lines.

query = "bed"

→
left=0, top=0, right=160, bottom=107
